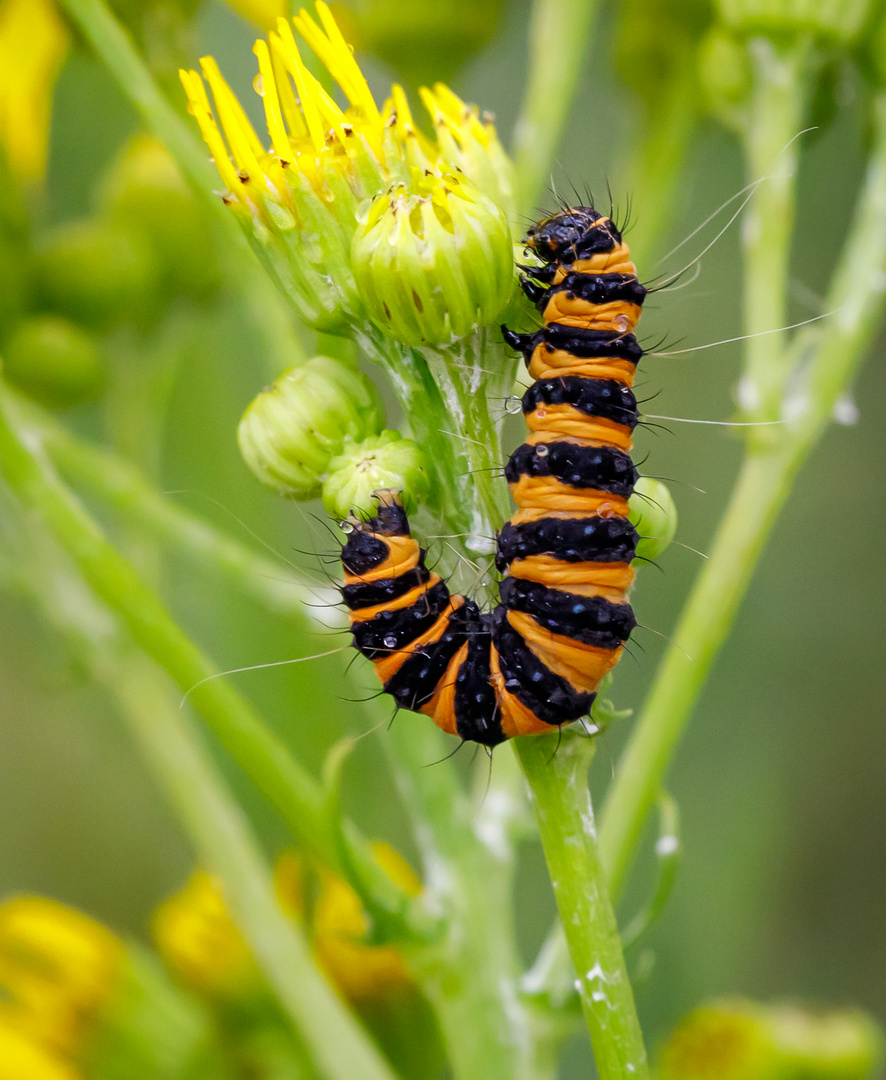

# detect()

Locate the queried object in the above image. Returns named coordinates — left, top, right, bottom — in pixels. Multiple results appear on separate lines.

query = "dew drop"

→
left=614, top=314, right=629, bottom=332
left=383, top=635, right=398, bottom=649
left=339, top=521, right=354, bottom=534
left=535, top=444, right=549, bottom=457
left=505, top=395, right=523, bottom=415
left=253, top=73, right=265, bottom=96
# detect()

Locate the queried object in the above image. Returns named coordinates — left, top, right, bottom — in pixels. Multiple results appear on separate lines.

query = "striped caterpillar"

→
left=340, top=208, right=643, bottom=746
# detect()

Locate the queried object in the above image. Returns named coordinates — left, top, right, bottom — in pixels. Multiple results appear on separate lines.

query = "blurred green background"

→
left=0, top=0, right=883, bottom=1075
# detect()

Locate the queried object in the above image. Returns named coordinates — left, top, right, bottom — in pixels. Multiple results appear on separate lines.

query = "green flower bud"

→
left=34, top=220, right=160, bottom=331
left=716, top=0, right=877, bottom=44
left=2, top=315, right=104, bottom=409
left=659, top=999, right=884, bottom=1080
left=322, top=432, right=429, bottom=519
left=768, top=1004, right=884, bottom=1079
left=237, top=356, right=385, bottom=497
left=352, top=169, right=513, bottom=347
left=659, top=1001, right=782, bottom=1080
left=99, top=134, right=223, bottom=303
left=342, top=0, right=504, bottom=87
left=698, top=27, right=753, bottom=128
left=629, top=477, right=678, bottom=562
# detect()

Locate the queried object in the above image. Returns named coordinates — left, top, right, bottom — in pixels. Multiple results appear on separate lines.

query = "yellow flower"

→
left=0, top=896, right=122, bottom=1057
left=0, top=1021, right=80, bottom=1080
left=179, top=2, right=514, bottom=330
left=152, top=870, right=257, bottom=996
left=308, top=843, right=422, bottom=1004
left=0, top=0, right=69, bottom=181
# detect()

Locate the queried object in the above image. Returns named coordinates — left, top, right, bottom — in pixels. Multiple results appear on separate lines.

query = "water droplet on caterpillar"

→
left=505, top=395, right=522, bottom=415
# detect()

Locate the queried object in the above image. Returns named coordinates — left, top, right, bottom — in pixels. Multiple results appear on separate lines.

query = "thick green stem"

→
left=512, top=0, right=602, bottom=215
left=599, top=91, right=886, bottom=899
left=0, top=388, right=426, bottom=940
left=515, top=735, right=649, bottom=1080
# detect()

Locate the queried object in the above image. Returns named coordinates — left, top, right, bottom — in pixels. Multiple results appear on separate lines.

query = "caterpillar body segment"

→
left=341, top=208, right=645, bottom=745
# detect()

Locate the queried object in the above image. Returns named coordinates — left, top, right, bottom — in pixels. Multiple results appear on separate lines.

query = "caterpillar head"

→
left=525, top=207, right=622, bottom=265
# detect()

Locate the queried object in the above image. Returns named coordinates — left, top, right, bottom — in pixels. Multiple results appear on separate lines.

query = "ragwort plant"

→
left=1, top=0, right=886, bottom=1077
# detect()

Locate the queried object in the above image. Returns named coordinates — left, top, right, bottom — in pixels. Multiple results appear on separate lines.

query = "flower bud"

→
left=629, top=477, right=678, bottom=562
left=237, top=356, right=385, bottom=498
left=716, top=0, right=877, bottom=44
left=353, top=168, right=513, bottom=347
left=34, top=220, right=160, bottom=332
left=99, top=134, right=223, bottom=303
left=2, top=315, right=104, bottom=409
left=321, top=432, right=429, bottom=519
left=152, top=871, right=257, bottom=998
left=659, top=999, right=884, bottom=1080
left=698, top=27, right=753, bottom=129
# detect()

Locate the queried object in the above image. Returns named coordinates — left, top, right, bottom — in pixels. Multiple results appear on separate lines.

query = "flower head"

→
left=180, top=2, right=514, bottom=330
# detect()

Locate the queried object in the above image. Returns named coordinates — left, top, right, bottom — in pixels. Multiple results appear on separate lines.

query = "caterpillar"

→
left=340, top=207, right=643, bottom=746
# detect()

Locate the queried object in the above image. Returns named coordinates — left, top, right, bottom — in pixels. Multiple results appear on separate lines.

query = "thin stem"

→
left=511, top=0, right=602, bottom=215
left=13, top=533, right=398, bottom=1080
left=0, top=388, right=429, bottom=940
left=741, top=37, right=814, bottom=422
left=599, top=90, right=886, bottom=900
left=58, top=0, right=225, bottom=215
left=515, top=735, right=649, bottom=1080
left=36, top=411, right=318, bottom=617
left=380, top=722, right=531, bottom=1080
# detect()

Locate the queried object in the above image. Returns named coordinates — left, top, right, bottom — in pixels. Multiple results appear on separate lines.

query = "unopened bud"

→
left=34, top=220, right=159, bottom=331
left=629, top=477, right=677, bottom=563
left=321, top=431, right=429, bottom=519
left=237, top=357, right=385, bottom=498
left=660, top=999, right=884, bottom=1080
left=1, top=315, right=104, bottom=409
left=352, top=169, right=513, bottom=347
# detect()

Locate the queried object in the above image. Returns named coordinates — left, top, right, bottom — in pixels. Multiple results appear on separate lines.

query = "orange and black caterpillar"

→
left=340, top=207, right=643, bottom=746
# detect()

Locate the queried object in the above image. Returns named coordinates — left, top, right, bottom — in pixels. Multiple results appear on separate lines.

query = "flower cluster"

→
left=180, top=2, right=515, bottom=337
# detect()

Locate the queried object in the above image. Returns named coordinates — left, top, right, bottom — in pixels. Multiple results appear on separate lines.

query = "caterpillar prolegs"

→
left=340, top=208, right=644, bottom=746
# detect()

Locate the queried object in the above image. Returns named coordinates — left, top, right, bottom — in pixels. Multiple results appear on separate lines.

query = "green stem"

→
left=741, top=37, right=814, bottom=422
left=36, top=411, right=318, bottom=617
left=515, top=735, right=649, bottom=1080
left=58, top=0, right=224, bottom=214
left=512, top=0, right=602, bottom=215
left=381, top=722, right=530, bottom=1080
left=0, top=387, right=427, bottom=941
left=599, top=90, right=886, bottom=900
left=13, top=533, right=398, bottom=1080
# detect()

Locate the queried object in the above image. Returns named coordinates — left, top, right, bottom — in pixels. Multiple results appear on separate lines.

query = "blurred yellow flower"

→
left=0, top=0, right=69, bottom=181
left=0, top=896, right=122, bottom=1057
left=152, top=870, right=257, bottom=996
left=0, top=1021, right=80, bottom=1080
left=310, top=842, right=422, bottom=1003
